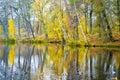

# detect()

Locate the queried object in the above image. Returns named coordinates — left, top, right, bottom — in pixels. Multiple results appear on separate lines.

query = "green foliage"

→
left=69, top=0, right=78, bottom=4
left=0, top=38, right=16, bottom=44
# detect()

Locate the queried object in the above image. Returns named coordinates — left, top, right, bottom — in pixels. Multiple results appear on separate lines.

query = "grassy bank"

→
left=0, top=38, right=120, bottom=48
left=0, top=38, right=16, bottom=44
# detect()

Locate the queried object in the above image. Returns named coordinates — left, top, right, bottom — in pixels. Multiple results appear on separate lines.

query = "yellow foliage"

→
left=8, top=46, right=15, bottom=65
left=80, top=16, right=88, bottom=32
left=63, top=12, right=75, bottom=39
left=85, top=0, right=90, bottom=4
left=20, top=29, right=23, bottom=33
left=31, top=1, right=39, bottom=12
left=115, top=21, right=119, bottom=26
left=63, top=13, right=70, bottom=28
left=0, top=25, right=3, bottom=33
left=8, top=18, right=15, bottom=38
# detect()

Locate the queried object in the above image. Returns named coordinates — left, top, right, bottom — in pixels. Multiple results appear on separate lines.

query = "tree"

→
left=100, top=0, right=114, bottom=41
left=90, top=0, right=93, bottom=34
left=0, top=0, right=9, bottom=38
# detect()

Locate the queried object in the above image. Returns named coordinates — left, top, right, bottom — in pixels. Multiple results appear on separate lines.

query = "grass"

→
left=0, top=36, right=120, bottom=48
left=0, top=38, right=16, bottom=44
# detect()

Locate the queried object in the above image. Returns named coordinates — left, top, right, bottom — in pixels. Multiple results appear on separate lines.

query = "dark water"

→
left=0, top=44, right=120, bottom=80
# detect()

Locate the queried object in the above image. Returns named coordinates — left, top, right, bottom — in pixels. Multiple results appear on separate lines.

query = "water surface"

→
left=0, top=44, right=120, bottom=80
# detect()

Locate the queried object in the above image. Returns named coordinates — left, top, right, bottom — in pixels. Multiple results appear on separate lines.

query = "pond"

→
left=0, top=44, right=120, bottom=80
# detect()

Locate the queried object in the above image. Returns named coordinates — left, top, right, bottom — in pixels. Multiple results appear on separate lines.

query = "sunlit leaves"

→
left=8, top=18, right=15, bottom=38
left=0, top=25, right=3, bottom=34
left=80, top=16, right=89, bottom=33
left=31, top=1, right=40, bottom=12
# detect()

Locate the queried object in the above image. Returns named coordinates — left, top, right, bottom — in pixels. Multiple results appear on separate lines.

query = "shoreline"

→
left=0, top=38, right=120, bottom=48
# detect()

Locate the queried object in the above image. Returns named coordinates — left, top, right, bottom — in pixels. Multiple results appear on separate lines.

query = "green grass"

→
left=0, top=38, right=16, bottom=44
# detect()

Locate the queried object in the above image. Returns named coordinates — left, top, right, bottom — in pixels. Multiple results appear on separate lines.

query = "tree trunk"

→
left=74, top=2, right=88, bottom=44
left=27, top=5, right=35, bottom=39
left=18, top=17, right=21, bottom=39
left=3, top=0, right=9, bottom=38
left=29, top=21, right=35, bottom=39
left=117, top=0, right=120, bottom=33
left=63, top=0, right=75, bottom=39
left=45, top=34, right=48, bottom=41
left=98, top=24, right=101, bottom=37
left=73, top=15, right=79, bottom=40
left=84, top=1, right=88, bottom=34
left=90, top=0, right=93, bottom=34
left=99, top=14, right=107, bottom=37
left=18, top=0, right=21, bottom=39
left=10, top=0, right=13, bottom=19
left=103, top=11, right=114, bottom=41
left=100, top=1, right=114, bottom=41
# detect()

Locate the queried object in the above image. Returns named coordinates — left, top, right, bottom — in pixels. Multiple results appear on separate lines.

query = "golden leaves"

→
left=32, top=1, right=39, bottom=10
left=8, top=18, right=15, bottom=38
left=0, top=25, right=3, bottom=34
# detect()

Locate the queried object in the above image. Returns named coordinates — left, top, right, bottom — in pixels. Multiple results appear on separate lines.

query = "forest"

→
left=0, top=0, right=120, bottom=46
left=0, top=0, right=120, bottom=80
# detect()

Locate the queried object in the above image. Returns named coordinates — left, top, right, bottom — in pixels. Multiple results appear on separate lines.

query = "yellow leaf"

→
left=8, top=18, right=15, bottom=38
left=0, top=25, right=3, bottom=33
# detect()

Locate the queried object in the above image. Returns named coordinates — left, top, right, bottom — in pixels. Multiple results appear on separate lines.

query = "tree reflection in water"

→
left=0, top=44, right=119, bottom=80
